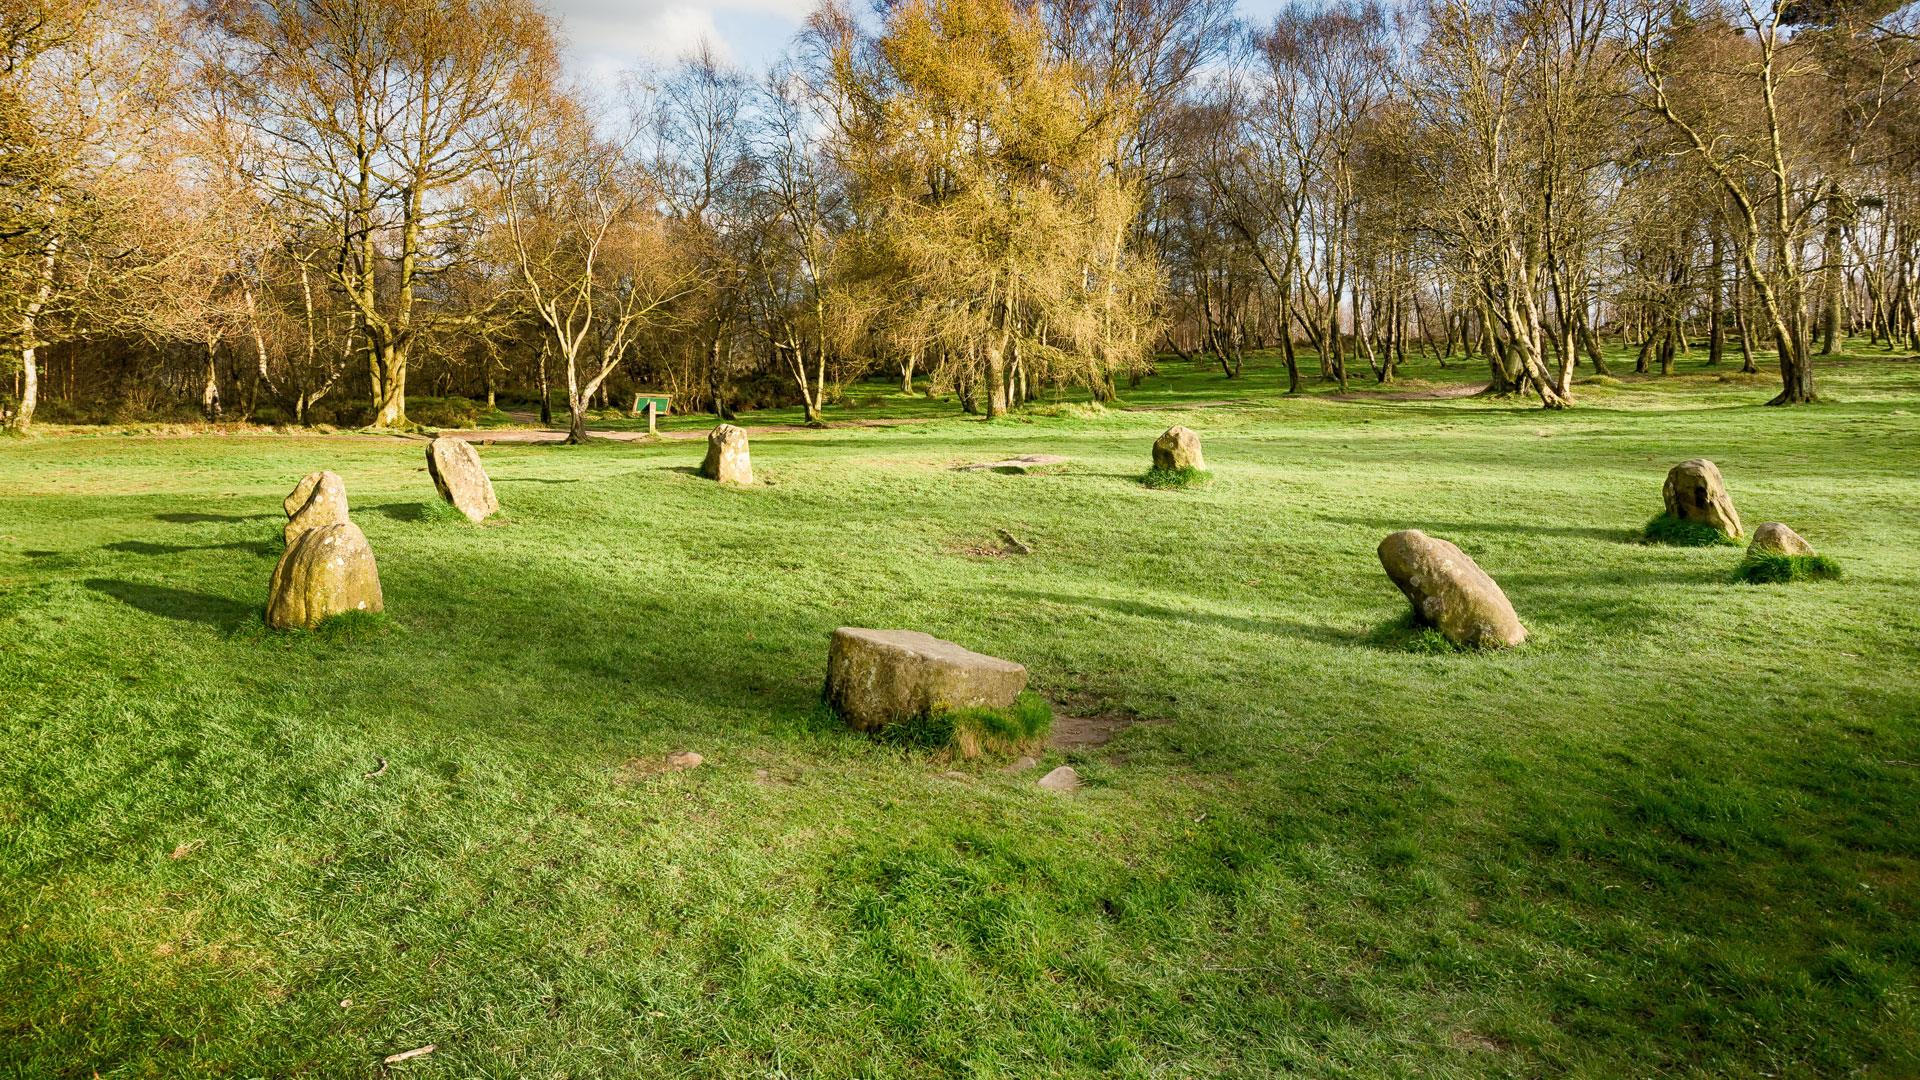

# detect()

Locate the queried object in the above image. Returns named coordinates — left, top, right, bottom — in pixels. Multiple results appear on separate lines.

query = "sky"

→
left=544, top=0, right=1290, bottom=83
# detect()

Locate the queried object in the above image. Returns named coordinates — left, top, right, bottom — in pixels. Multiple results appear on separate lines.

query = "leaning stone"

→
left=427, top=437, right=498, bottom=523
left=1153, top=426, right=1204, bottom=471
left=1749, top=522, right=1815, bottom=557
left=1037, top=765, right=1081, bottom=792
left=1663, top=458, right=1742, bottom=539
left=1377, top=529, right=1526, bottom=649
left=283, top=471, right=348, bottom=545
left=266, top=522, right=384, bottom=630
left=824, top=628, right=1027, bottom=733
left=700, top=424, right=753, bottom=485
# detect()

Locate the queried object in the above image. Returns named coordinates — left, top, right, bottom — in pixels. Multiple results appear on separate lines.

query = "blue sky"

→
left=546, top=0, right=1291, bottom=82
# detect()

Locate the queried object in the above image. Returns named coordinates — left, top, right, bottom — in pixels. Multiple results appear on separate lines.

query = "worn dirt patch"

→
left=1046, top=690, right=1158, bottom=749
left=1327, top=383, right=1490, bottom=402
left=450, top=416, right=935, bottom=445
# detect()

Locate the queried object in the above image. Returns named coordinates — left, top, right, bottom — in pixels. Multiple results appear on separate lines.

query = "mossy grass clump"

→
left=1642, top=512, right=1740, bottom=547
left=1366, top=611, right=1468, bottom=654
left=1142, top=465, right=1211, bottom=490
left=417, top=498, right=469, bottom=525
left=1736, top=553, right=1842, bottom=584
left=878, top=692, right=1052, bottom=759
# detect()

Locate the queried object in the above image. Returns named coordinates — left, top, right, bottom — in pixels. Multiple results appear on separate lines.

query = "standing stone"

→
left=1663, top=458, right=1742, bottom=539
left=1377, top=529, right=1527, bottom=649
left=283, top=471, right=331, bottom=517
left=283, top=471, right=348, bottom=545
left=426, top=437, right=498, bottom=523
left=824, top=628, right=1027, bottom=732
left=1748, top=522, right=1815, bottom=557
left=266, top=522, right=384, bottom=630
left=700, top=423, right=753, bottom=485
left=1152, top=426, right=1205, bottom=471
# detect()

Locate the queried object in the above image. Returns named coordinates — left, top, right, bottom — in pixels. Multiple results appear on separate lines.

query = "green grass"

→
left=1642, top=511, right=1742, bottom=547
left=877, top=691, right=1054, bottom=759
left=1141, top=465, right=1212, bottom=490
left=1736, top=552, right=1845, bottom=584
left=3, top=342, right=1919, bottom=1076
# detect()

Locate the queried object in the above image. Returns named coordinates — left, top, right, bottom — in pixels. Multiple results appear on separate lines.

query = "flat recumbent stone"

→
left=825, top=628, right=1027, bottom=732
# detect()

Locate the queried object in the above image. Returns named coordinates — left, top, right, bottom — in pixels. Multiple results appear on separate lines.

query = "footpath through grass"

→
left=3, top=347, right=1919, bottom=1076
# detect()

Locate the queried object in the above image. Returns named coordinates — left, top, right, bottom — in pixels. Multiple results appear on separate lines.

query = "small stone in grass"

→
left=666, top=750, right=703, bottom=770
left=1004, top=755, right=1039, bottom=773
left=1037, top=765, right=1081, bottom=792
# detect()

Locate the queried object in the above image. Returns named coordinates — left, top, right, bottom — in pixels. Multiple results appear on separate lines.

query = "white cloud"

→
left=546, top=0, right=819, bottom=79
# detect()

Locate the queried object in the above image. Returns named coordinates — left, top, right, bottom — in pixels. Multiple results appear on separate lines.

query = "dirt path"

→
left=459, top=385, right=1492, bottom=444
left=449, top=416, right=936, bottom=444
left=1326, top=383, right=1490, bottom=403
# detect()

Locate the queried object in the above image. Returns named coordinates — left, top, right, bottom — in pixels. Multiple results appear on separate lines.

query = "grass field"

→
left=4, top=346, right=1919, bottom=1077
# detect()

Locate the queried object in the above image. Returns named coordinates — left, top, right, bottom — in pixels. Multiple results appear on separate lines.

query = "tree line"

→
left=4, top=0, right=1917, bottom=435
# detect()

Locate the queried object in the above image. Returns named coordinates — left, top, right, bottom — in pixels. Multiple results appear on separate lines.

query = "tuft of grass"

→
left=1366, top=611, right=1466, bottom=654
left=1026, top=401, right=1109, bottom=420
left=311, top=609, right=395, bottom=640
left=1642, top=512, right=1740, bottom=547
left=1141, top=465, right=1211, bottom=490
left=416, top=497, right=468, bottom=524
left=1736, top=552, right=1843, bottom=584
left=878, top=691, right=1053, bottom=759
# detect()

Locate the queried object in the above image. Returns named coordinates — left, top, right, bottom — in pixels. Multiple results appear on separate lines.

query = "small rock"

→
left=700, top=424, right=753, bottom=485
left=1663, top=458, right=1742, bottom=539
left=940, top=770, right=969, bottom=781
left=1748, top=521, right=1815, bottom=557
left=1003, top=755, right=1039, bottom=773
left=1152, top=426, right=1205, bottom=471
left=427, top=437, right=499, bottom=523
left=824, top=628, right=1027, bottom=733
left=1377, top=529, right=1526, bottom=649
left=1037, top=765, right=1081, bottom=792
left=665, top=750, right=704, bottom=770
left=283, top=470, right=348, bottom=545
left=266, top=522, right=384, bottom=630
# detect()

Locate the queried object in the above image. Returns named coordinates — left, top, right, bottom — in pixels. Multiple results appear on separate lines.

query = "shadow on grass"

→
left=1011, top=589, right=1365, bottom=646
left=104, top=539, right=275, bottom=557
left=365, top=501, right=429, bottom=522
left=155, top=511, right=278, bottom=524
left=1320, top=514, right=1637, bottom=543
left=84, top=578, right=255, bottom=628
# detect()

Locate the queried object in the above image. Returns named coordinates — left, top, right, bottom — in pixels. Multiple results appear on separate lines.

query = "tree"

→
left=824, top=0, right=1160, bottom=417
left=491, top=91, right=696, bottom=443
left=1625, top=0, right=1828, bottom=403
left=200, top=0, right=554, bottom=428
left=2, top=0, right=180, bottom=432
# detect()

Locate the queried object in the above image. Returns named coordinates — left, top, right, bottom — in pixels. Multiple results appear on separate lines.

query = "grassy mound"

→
left=1141, top=465, right=1211, bottom=490
left=878, top=692, right=1053, bottom=759
left=1736, top=552, right=1843, bottom=584
left=1642, top=512, right=1740, bottom=547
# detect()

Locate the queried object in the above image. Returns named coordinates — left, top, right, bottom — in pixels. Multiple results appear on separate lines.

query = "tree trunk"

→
left=202, top=340, right=223, bottom=421
left=985, top=336, right=1009, bottom=417
left=1709, top=233, right=1725, bottom=366
left=7, top=235, right=59, bottom=433
left=536, top=341, right=553, bottom=425
left=1821, top=198, right=1844, bottom=356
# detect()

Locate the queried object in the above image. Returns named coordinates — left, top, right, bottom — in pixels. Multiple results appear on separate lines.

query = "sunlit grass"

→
left=2, top=342, right=1917, bottom=1076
